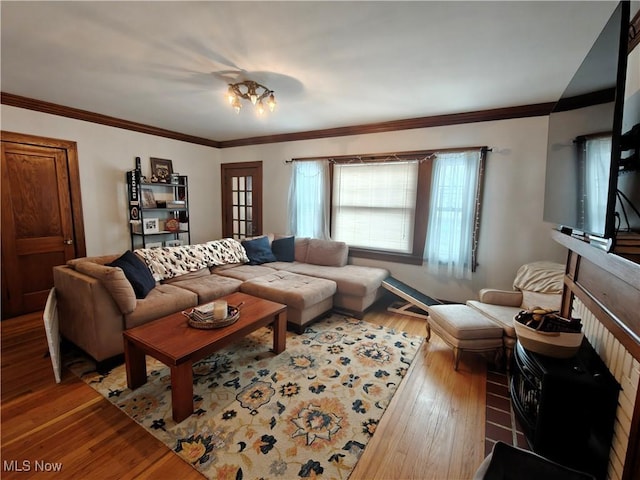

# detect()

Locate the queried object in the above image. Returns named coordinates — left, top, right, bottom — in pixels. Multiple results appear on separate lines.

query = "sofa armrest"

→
left=53, top=266, right=127, bottom=362
left=478, top=288, right=523, bottom=307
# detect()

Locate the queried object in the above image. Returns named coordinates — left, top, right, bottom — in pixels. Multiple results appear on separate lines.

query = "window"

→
left=288, top=147, right=486, bottom=270
left=332, top=161, right=419, bottom=253
left=582, top=135, right=611, bottom=235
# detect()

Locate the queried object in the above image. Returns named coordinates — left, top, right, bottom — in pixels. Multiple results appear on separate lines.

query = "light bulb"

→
left=268, top=93, right=276, bottom=112
left=232, top=97, right=242, bottom=114
left=257, top=101, right=265, bottom=115
left=227, top=86, right=236, bottom=104
left=250, top=94, right=258, bottom=105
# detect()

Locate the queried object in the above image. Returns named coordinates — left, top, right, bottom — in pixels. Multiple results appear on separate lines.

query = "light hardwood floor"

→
left=1, top=300, right=487, bottom=479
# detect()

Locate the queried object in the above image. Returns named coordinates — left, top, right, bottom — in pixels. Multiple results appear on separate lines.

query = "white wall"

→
left=0, top=103, right=573, bottom=301
left=2, top=104, right=566, bottom=302
left=220, top=116, right=567, bottom=302
left=1, top=105, right=222, bottom=255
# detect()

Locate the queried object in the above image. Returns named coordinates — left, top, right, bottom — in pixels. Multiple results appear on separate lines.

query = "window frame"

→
left=292, top=146, right=486, bottom=266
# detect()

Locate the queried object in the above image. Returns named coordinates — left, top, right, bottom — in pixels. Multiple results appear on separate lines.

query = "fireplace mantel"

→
left=552, top=230, right=640, bottom=480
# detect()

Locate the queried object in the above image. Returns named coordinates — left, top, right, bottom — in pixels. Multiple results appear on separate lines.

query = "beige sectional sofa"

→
left=53, top=236, right=389, bottom=364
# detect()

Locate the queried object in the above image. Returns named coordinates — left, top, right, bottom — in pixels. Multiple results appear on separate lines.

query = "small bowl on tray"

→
left=186, top=305, right=240, bottom=329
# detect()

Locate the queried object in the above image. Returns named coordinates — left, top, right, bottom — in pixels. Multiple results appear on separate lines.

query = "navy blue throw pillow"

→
left=271, top=236, right=295, bottom=262
left=241, top=236, right=277, bottom=265
left=107, top=250, right=155, bottom=299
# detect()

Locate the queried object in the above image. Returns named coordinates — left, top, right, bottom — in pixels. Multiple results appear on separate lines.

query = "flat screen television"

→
left=543, top=1, right=635, bottom=247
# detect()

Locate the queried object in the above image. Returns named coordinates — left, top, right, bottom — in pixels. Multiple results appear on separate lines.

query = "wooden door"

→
left=221, top=162, right=263, bottom=238
left=1, top=132, right=85, bottom=318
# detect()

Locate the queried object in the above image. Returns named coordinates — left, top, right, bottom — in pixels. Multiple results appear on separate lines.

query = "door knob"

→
left=64, top=239, right=73, bottom=245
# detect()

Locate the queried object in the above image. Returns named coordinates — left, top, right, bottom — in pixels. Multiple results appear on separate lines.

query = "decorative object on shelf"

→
left=146, top=242, right=163, bottom=248
left=142, top=218, right=159, bottom=234
left=165, top=239, right=183, bottom=247
left=150, top=157, right=173, bottom=183
left=167, top=200, right=186, bottom=209
left=165, top=218, right=180, bottom=232
left=141, top=189, right=156, bottom=208
left=170, top=173, right=180, bottom=184
left=129, top=205, right=139, bottom=221
left=227, top=80, right=276, bottom=115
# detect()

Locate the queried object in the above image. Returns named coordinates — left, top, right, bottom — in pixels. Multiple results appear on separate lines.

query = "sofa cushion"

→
left=74, top=261, right=137, bottom=314
left=466, top=300, right=519, bottom=338
left=428, top=304, right=504, bottom=341
left=107, top=251, right=156, bottom=299
left=305, top=239, right=348, bottom=267
left=67, top=254, right=120, bottom=268
left=124, top=284, right=198, bottom=329
left=271, top=236, right=295, bottom=262
left=171, top=274, right=242, bottom=304
left=240, top=271, right=336, bottom=310
left=215, top=264, right=278, bottom=281
left=294, top=237, right=310, bottom=262
left=242, top=236, right=277, bottom=265
left=161, top=267, right=210, bottom=284
left=283, top=263, right=388, bottom=297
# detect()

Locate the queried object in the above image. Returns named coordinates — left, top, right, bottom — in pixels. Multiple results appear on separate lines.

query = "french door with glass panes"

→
left=221, top=161, right=263, bottom=239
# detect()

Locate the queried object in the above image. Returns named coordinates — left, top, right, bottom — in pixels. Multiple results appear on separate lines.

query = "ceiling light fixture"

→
left=227, top=80, right=276, bottom=115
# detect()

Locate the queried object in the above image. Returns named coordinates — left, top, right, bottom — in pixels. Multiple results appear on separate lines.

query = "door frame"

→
left=1, top=131, right=86, bottom=316
left=221, top=161, right=263, bottom=238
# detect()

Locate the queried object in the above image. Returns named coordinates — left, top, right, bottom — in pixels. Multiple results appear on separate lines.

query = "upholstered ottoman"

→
left=240, top=271, right=337, bottom=332
left=426, top=304, right=504, bottom=370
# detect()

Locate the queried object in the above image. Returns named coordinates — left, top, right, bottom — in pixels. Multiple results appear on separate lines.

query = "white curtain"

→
left=424, top=150, right=481, bottom=279
left=288, top=159, right=330, bottom=239
left=583, top=136, right=611, bottom=235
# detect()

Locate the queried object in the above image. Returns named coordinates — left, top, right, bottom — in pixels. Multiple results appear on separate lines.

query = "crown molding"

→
left=1, top=91, right=554, bottom=149
left=0, top=92, right=222, bottom=148
left=217, top=103, right=555, bottom=148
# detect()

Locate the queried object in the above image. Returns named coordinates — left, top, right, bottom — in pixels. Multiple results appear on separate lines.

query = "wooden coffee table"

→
left=123, top=292, right=287, bottom=423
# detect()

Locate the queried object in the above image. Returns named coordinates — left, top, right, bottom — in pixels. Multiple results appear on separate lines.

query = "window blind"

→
left=332, top=161, right=418, bottom=253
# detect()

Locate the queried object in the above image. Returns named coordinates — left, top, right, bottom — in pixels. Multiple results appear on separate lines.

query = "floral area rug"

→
left=66, top=315, right=423, bottom=479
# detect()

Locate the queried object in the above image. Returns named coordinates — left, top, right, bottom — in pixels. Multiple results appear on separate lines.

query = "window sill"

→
left=348, top=247, right=424, bottom=266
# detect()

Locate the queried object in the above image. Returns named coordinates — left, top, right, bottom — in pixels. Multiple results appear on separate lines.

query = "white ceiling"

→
left=0, top=1, right=625, bottom=143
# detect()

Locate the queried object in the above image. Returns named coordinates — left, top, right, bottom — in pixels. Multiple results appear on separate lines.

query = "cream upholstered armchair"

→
left=466, top=261, right=565, bottom=366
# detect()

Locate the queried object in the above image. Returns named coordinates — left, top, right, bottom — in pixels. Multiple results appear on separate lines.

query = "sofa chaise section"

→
left=240, top=271, right=337, bottom=332
left=265, top=237, right=389, bottom=317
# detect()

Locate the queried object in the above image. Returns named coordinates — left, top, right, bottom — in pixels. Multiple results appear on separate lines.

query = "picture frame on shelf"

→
left=141, top=188, right=156, bottom=208
left=150, top=157, right=173, bottom=183
left=143, top=218, right=159, bottom=234
left=165, top=218, right=180, bottom=232
left=165, top=239, right=183, bottom=247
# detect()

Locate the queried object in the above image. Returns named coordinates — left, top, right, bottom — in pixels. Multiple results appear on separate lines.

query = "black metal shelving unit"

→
left=126, top=170, right=190, bottom=250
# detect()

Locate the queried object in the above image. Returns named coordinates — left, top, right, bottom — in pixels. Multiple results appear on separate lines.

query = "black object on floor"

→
left=474, top=441, right=596, bottom=480
left=382, top=275, right=442, bottom=319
